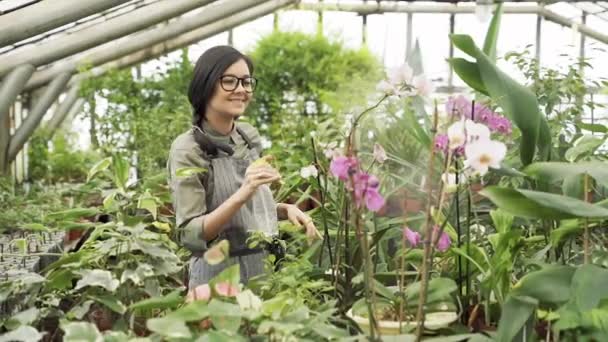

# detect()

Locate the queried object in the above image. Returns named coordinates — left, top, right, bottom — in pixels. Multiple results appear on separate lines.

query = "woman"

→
left=167, top=45, right=319, bottom=289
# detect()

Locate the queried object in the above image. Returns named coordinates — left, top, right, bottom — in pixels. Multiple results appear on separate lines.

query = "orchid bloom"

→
left=403, top=227, right=421, bottom=247
left=352, top=172, right=385, bottom=212
left=412, top=74, right=434, bottom=97
left=330, top=156, right=358, bottom=181
left=433, top=226, right=452, bottom=252
left=387, top=64, right=414, bottom=86
left=464, top=139, right=507, bottom=176
left=373, top=143, right=388, bottom=164
left=300, top=165, right=318, bottom=179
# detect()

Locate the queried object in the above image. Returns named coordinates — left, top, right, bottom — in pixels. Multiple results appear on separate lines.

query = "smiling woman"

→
left=166, top=45, right=321, bottom=290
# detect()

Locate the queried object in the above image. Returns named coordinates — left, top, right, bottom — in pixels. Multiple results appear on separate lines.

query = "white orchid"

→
left=373, top=143, right=388, bottom=164
left=387, top=63, right=414, bottom=86
left=464, top=139, right=507, bottom=176
left=412, top=74, right=434, bottom=97
left=300, top=165, right=318, bottom=179
left=376, top=80, right=398, bottom=96
left=447, top=119, right=491, bottom=150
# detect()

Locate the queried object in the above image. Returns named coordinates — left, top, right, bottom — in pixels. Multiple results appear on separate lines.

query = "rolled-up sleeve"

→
left=168, top=144, right=210, bottom=252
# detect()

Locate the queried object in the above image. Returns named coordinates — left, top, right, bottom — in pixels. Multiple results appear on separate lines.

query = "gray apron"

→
left=188, top=147, right=279, bottom=288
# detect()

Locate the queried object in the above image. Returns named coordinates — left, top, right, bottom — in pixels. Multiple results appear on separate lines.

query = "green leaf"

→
left=407, top=39, right=424, bottom=75
left=519, top=189, right=608, bottom=218
left=482, top=3, right=503, bottom=61
left=137, top=190, right=157, bottom=220
left=450, top=34, right=478, bottom=57
left=208, top=299, right=242, bottom=333
left=0, top=326, right=45, bottom=342
left=480, top=187, right=571, bottom=219
left=571, top=264, right=608, bottom=311
left=512, top=265, right=576, bottom=304
left=405, top=278, right=457, bottom=304
left=490, top=209, right=514, bottom=234
left=68, top=300, right=93, bottom=320
left=175, top=167, right=207, bottom=178
left=550, top=219, right=580, bottom=246
left=19, top=223, right=49, bottom=232
left=87, top=157, right=111, bottom=182
left=61, top=321, right=103, bottom=342
left=75, top=269, right=120, bottom=292
left=525, top=161, right=608, bottom=189
left=496, top=295, right=537, bottom=342
left=101, top=331, right=130, bottom=342
left=480, top=186, right=608, bottom=219
left=476, top=50, right=544, bottom=165
left=47, top=208, right=98, bottom=221
left=111, top=154, right=130, bottom=191
left=4, top=308, right=40, bottom=330
left=447, top=58, right=488, bottom=95
left=565, top=135, right=605, bottom=162
left=11, top=238, right=26, bottom=254
left=578, top=122, right=607, bottom=133
left=146, top=316, right=191, bottom=339
left=562, top=174, right=585, bottom=198
left=129, top=289, right=183, bottom=311
left=88, top=294, right=126, bottom=314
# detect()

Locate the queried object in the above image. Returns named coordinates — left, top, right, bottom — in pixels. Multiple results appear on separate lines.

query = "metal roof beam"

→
left=77, top=0, right=296, bottom=82
left=46, top=85, right=81, bottom=138
left=0, top=0, right=131, bottom=48
left=8, top=72, right=71, bottom=162
left=0, top=64, right=35, bottom=123
left=0, top=0, right=217, bottom=77
left=23, top=0, right=274, bottom=91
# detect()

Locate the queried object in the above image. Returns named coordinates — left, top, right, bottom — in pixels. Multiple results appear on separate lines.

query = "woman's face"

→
left=207, top=59, right=254, bottom=119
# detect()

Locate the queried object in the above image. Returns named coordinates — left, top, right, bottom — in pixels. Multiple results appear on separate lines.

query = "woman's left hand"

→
left=284, top=204, right=322, bottom=242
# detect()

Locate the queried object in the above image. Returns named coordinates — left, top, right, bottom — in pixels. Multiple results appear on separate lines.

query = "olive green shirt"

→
left=167, top=120, right=263, bottom=251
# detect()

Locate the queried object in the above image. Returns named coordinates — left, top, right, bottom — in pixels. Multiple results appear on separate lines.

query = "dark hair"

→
left=188, top=45, right=254, bottom=127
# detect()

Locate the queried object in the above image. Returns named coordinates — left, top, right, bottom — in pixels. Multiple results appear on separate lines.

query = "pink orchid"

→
left=186, top=284, right=211, bottom=302
left=330, top=156, right=358, bottom=181
left=352, top=172, right=385, bottom=212
left=433, top=226, right=452, bottom=252
left=403, top=227, right=421, bottom=247
left=487, top=115, right=512, bottom=135
left=215, top=282, right=240, bottom=297
left=434, top=134, right=448, bottom=152
left=446, top=95, right=471, bottom=119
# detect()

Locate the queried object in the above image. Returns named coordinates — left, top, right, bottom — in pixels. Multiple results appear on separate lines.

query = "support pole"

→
left=0, top=0, right=217, bottom=77
left=0, top=64, right=36, bottom=123
left=23, top=0, right=271, bottom=91
left=535, top=4, right=542, bottom=62
left=0, top=105, right=10, bottom=174
left=52, top=0, right=297, bottom=89
left=406, top=13, right=413, bottom=60
left=8, top=73, right=71, bottom=162
left=448, top=13, right=455, bottom=90
left=46, top=85, right=81, bottom=138
left=0, top=0, right=130, bottom=48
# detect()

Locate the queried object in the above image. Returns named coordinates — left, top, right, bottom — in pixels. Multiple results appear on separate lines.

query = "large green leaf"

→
left=565, top=135, right=606, bottom=162
left=447, top=58, right=488, bottom=95
left=88, top=294, right=126, bottom=314
left=129, top=289, right=183, bottom=311
left=496, top=295, right=537, bottom=342
left=46, top=208, right=99, bottom=221
left=146, top=316, right=191, bottom=339
left=524, top=161, right=608, bottom=188
left=449, top=33, right=551, bottom=165
left=4, top=308, right=39, bottom=330
left=511, top=265, right=576, bottom=304
left=61, top=321, right=103, bottom=342
left=0, top=326, right=45, bottom=342
left=75, top=269, right=119, bottom=292
left=480, top=186, right=608, bottom=219
left=208, top=299, right=242, bottom=333
left=571, top=264, right=608, bottom=311
left=519, top=189, right=608, bottom=218
left=111, top=154, right=129, bottom=191
left=86, top=157, right=111, bottom=182
left=482, top=3, right=503, bottom=61
left=476, top=51, right=542, bottom=165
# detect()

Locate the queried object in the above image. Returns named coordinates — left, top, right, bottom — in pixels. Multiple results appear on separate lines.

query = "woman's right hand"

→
left=237, top=163, right=281, bottom=201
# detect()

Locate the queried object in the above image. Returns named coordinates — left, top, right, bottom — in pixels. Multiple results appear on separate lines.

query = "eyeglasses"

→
left=219, top=75, right=257, bottom=93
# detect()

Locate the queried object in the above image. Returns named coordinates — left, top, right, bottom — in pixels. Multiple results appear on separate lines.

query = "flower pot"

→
left=347, top=309, right=458, bottom=336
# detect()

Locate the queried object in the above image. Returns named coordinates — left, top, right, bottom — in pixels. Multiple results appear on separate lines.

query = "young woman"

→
left=167, top=45, right=320, bottom=289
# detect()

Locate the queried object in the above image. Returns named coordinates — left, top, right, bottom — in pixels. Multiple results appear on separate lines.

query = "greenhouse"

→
left=1, top=0, right=608, bottom=340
